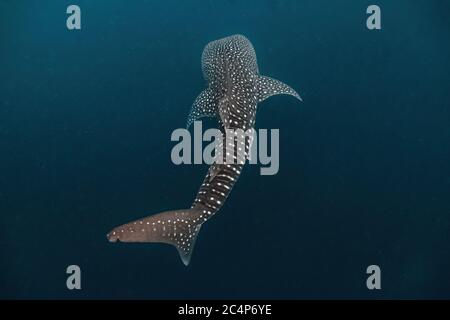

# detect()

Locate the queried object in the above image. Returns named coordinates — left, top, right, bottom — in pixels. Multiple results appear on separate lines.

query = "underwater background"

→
left=1, top=0, right=449, bottom=299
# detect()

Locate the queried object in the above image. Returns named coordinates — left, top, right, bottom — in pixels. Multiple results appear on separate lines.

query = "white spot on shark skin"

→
left=107, top=34, right=302, bottom=266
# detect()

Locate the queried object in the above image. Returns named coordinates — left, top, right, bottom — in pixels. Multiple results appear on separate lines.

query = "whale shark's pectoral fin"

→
left=256, top=75, right=302, bottom=103
left=186, top=88, right=218, bottom=128
left=107, top=208, right=205, bottom=266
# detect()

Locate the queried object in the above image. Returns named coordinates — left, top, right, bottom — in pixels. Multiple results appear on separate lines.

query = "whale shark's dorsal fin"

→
left=186, top=88, right=218, bottom=128
left=218, top=97, right=231, bottom=129
left=256, top=75, right=302, bottom=103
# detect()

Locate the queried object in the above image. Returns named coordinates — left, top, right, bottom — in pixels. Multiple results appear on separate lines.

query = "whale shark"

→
left=107, top=35, right=301, bottom=266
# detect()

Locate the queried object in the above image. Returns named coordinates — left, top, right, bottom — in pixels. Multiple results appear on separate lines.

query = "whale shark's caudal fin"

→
left=256, top=75, right=302, bottom=103
left=107, top=207, right=206, bottom=266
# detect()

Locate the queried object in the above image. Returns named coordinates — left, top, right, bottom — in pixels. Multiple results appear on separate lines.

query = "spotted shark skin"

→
left=107, top=35, right=301, bottom=266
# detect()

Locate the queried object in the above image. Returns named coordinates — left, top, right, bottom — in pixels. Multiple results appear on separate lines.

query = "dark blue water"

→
left=1, top=0, right=449, bottom=299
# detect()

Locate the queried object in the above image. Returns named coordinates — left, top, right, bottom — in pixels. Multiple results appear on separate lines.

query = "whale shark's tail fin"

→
left=107, top=207, right=206, bottom=266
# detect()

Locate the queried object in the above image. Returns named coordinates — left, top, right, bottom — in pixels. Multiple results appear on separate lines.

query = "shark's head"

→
left=201, top=34, right=259, bottom=87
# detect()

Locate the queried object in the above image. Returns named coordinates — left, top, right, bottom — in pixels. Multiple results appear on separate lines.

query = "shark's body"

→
left=107, top=35, right=301, bottom=265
